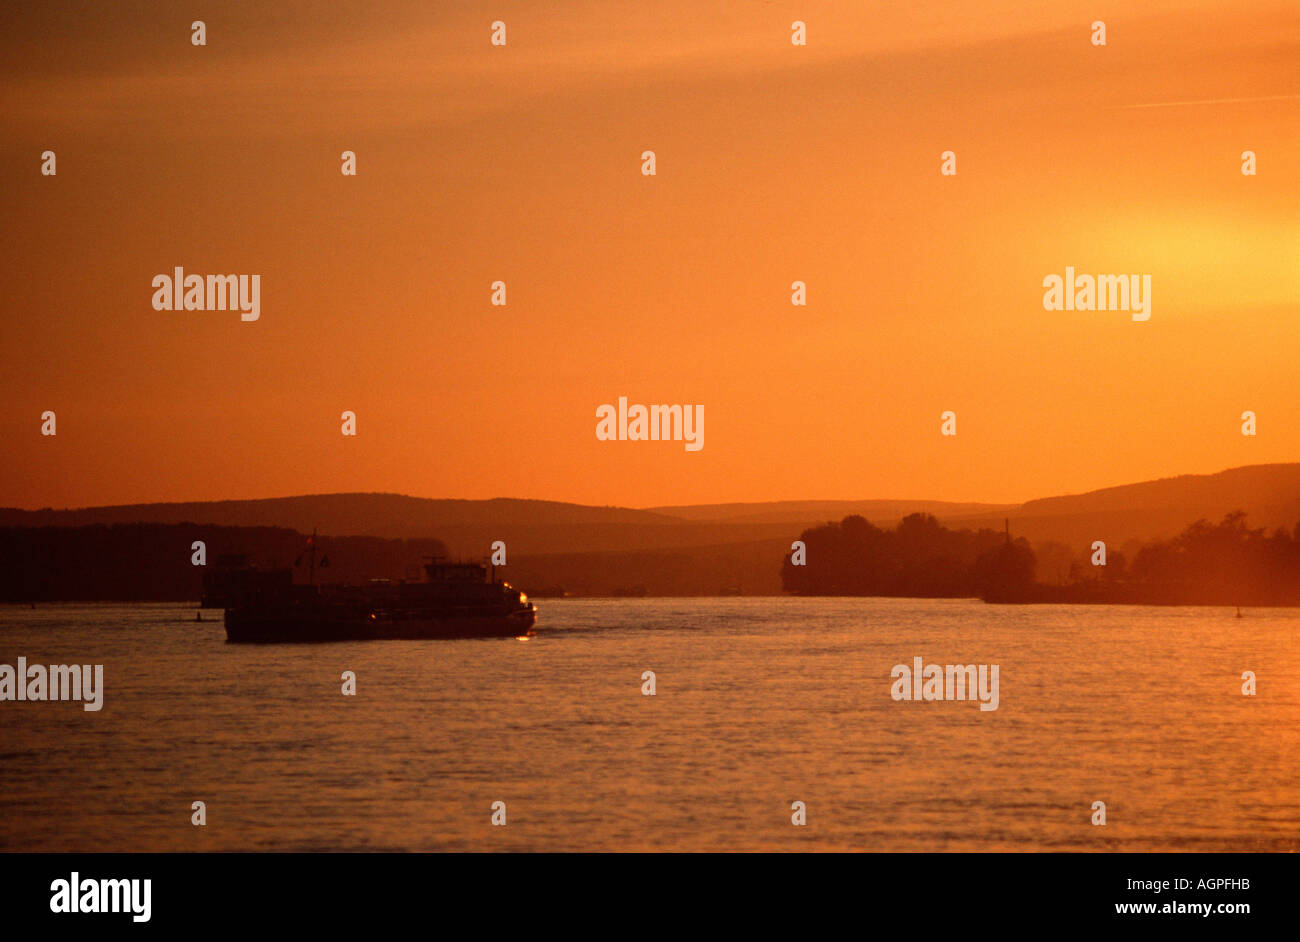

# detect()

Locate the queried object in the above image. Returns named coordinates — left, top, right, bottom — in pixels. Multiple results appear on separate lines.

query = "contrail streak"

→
left=1120, top=93, right=1300, bottom=109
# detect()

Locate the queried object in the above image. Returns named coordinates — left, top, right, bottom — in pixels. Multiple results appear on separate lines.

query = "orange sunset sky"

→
left=2, top=0, right=1297, bottom=510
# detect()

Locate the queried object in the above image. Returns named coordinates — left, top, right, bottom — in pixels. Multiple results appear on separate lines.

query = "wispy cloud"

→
left=1120, top=93, right=1300, bottom=109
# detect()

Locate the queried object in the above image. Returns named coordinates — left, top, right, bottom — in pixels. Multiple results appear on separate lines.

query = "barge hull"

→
left=225, top=610, right=535, bottom=643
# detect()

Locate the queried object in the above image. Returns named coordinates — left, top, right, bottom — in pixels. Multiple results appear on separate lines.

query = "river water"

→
left=1, top=598, right=1296, bottom=851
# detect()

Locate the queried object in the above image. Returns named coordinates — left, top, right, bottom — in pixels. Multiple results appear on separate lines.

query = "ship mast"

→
left=308, top=528, right=317, bottom=586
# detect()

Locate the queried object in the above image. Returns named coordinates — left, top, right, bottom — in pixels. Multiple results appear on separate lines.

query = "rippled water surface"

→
left=1, top=598, right=1297, bottom=851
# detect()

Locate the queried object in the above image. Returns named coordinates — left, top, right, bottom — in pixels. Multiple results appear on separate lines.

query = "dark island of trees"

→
left=782, top=511, right=1300, bottom=606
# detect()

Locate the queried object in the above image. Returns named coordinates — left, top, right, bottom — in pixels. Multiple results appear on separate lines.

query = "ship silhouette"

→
left=204, top=532, right=536, bottom=642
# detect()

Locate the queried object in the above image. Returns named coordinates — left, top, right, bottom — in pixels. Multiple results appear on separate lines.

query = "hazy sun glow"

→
left=2, top=0, right=1296, bottom=509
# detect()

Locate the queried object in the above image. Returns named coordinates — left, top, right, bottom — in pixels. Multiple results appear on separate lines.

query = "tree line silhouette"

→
left=0, top=524, right=447, bottom=602
left=3, top=512, right=1298, bottom=605
left=782, top=511, right=1300, bottom=605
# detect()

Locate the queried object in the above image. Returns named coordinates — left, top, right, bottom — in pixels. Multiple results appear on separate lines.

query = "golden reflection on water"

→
left=2, top=598, right=1297, bottom=851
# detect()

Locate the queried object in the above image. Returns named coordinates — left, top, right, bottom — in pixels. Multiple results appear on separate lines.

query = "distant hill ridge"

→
left=0, top=494, right=677, bottom=532
left=644, top=499, right=1014, bottom=524
left=1017, top=464, right=1300, bottom=515
left=2, top=464, right=1298, bottom=557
